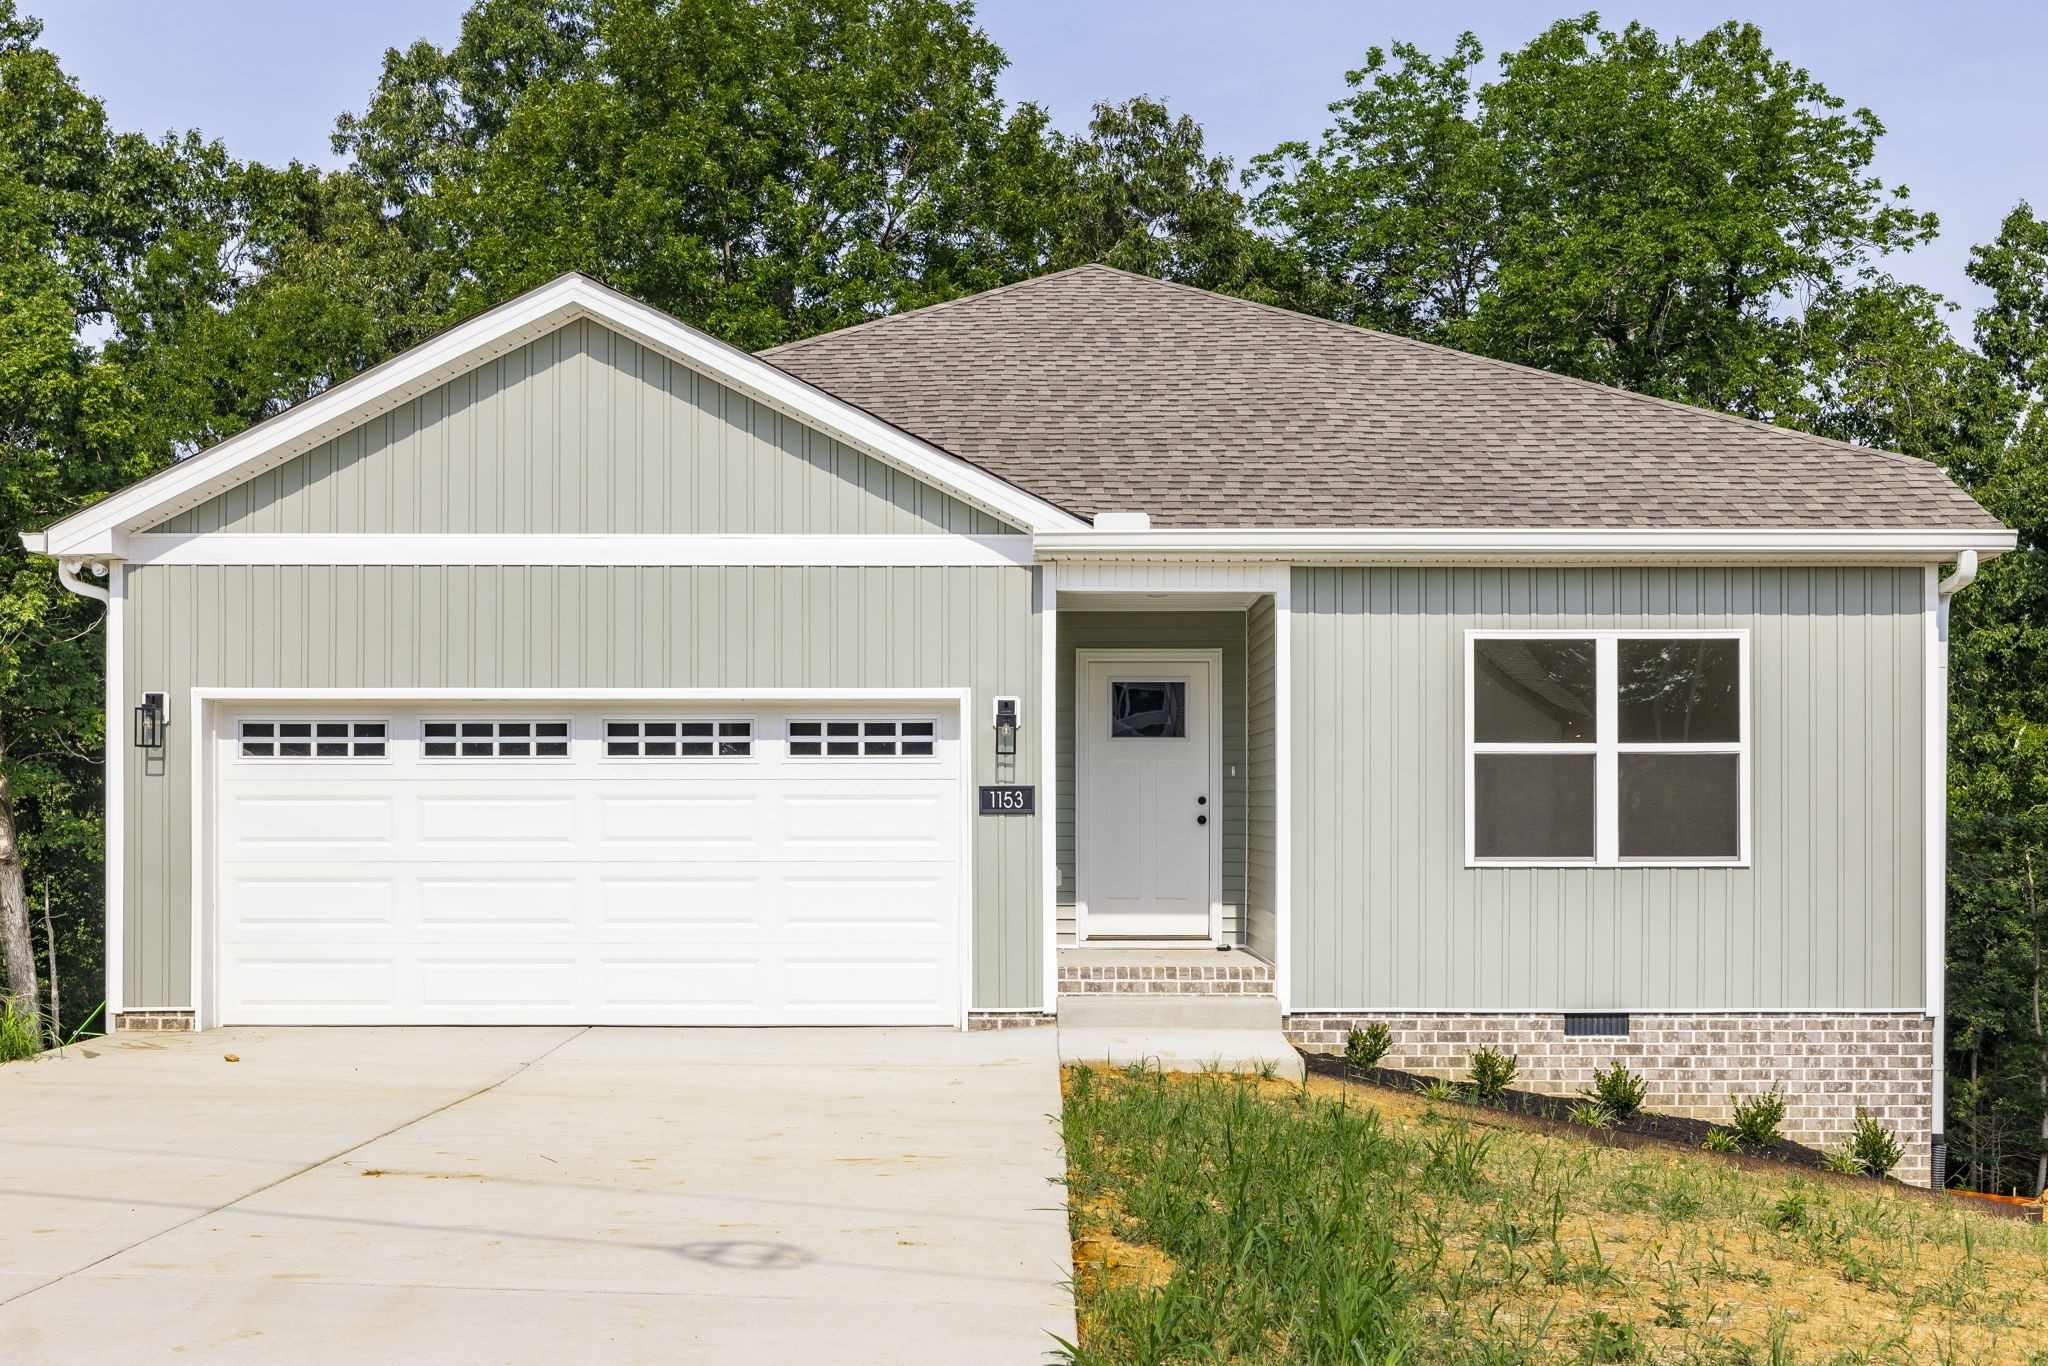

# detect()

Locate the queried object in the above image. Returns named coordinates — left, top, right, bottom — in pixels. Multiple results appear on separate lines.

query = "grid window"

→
left=240, top=720, right=388, bottom=759
left=604, top=719, right=753, bottom=758
left=789, top=718, right=936, bottom=758
left=1469, top=632, right=1745, bottom=866
left=422, top=719, right=571, bottom=759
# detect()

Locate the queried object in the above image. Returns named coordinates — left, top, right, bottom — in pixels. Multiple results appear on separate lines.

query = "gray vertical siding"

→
left=1056, top=611, right=1247, bottom=942
left=123, top=563, right=1044, bottom=1010
left=1246, top=595, right=1279, bottom=962
left=1291, top=566, right=1928, bottom=1012
left=152, top=319, right=1013, bottom=536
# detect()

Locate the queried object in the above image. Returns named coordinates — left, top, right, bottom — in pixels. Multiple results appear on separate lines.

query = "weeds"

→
left=1569, top=1100, right=1618, bottom=1129
left=0, top=998, right=39, bottom=1062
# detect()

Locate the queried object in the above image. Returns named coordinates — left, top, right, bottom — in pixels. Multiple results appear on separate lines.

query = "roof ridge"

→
left=759, top=264, right=1118, bottom=357
left=1060, top=267, right=1945, bottom=477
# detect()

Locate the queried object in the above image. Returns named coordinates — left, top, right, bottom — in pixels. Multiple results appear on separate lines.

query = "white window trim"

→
left=784, top=715, right=944, bottom=762
left=1464, top=628, right=1751, bottom=869
left=599, top=715, right=759, bottom=761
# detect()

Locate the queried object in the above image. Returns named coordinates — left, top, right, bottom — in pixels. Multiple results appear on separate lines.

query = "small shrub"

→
left=1582, top=1060, right=1648, bottom=1119
left=1700, top=1130, right=1740, bottom=1153
left=1847, top=1108, right=1905, bottom=1178
left=0, top=999, right=40, bottom=1062
left=1344, top=1021, right=1394, bottom=1070
left=1728, top=1082, right=1787, bottom=1148
left=1467, top=1045, right=1519, bottom=1101
left=1568, top=1100, right=1617, bottom=1129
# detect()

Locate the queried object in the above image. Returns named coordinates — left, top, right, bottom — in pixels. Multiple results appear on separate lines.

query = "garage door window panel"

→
left=604, top=719, right=754, bottom=758
left=423, top=719, right=571, bottom=759
left=239, top=720, right=389, bottom=760
left=789, top=718, right=937, bottom=759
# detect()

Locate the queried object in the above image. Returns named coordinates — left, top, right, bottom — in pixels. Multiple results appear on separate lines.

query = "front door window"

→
left=1110, top=681, right=1186, bottom=738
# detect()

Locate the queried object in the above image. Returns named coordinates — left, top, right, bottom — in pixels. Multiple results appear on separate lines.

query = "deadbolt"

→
left=1196, top=795, right=1207, bottom=805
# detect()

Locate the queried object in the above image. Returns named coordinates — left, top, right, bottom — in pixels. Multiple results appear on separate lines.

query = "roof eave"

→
left=1031, top=527, right=2019, bottom=566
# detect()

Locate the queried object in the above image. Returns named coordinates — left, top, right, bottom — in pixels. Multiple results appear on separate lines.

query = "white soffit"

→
left=34, top=274, right=1087, bottom=558
left=1032, top=527, right=2018, bottom=565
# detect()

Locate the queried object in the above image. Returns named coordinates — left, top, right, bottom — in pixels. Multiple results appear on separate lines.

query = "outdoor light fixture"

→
left=133, top=691, right=168, bottom=749
left=992, top=696, right=1020, bottom=758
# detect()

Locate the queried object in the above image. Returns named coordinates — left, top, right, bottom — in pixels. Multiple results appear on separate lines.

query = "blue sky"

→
left=33, top=1, right=2048, bottom=324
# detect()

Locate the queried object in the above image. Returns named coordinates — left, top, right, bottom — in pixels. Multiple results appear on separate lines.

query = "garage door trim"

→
left=190, top=687, right=975, bottom=1030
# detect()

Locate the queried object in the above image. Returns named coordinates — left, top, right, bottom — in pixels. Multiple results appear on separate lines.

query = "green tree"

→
left=0, top=1, right=259, bottom=1036
left=1945, top=203, right=2048, bottom=1195
left=326, top=0, right=1060, bottom=349
left=1250, top=15, right=1937, bottom=416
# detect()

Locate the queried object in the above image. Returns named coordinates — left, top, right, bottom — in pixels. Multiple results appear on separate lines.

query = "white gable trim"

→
left=34, top=274, right=1086, bottom=558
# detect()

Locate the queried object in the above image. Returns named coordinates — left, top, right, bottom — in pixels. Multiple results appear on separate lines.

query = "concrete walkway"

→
left=0, top=1026, right=1074, bottom=1364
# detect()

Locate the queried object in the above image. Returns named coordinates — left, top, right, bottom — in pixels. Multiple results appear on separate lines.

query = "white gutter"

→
left=1033, top=527, right=2019, bottom=565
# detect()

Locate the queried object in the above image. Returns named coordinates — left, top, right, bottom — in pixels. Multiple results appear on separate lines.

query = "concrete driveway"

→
left=0, top=1026, right=1074, bottom=1364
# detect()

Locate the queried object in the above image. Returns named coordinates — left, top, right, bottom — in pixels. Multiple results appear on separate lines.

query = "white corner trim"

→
left=105, top=564, right=125, bottom=1022
left=123, top=533, right=1036, bottom=568
left=1039, top=563, right=1060, bottom=1015
left=1272, top=576, right=1293, bottom=1015
left=1925, top=566, right=1949, bottom=1023
left=1034, top=527, right=2018, bottom=565
left=36, top=275, right=1084, bottom=556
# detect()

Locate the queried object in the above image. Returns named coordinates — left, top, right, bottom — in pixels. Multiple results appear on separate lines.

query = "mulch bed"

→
left=1302, top=1050, right=1832, bottom=1172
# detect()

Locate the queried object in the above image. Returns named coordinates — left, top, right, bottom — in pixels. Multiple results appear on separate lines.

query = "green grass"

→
left=0, top=999, right=41, bottom=1061
left=1059, top=1065, right=2048, bottom=1365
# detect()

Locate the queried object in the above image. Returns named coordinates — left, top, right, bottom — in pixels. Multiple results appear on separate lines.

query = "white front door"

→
left=1077, top=653, right=1218, bottom=939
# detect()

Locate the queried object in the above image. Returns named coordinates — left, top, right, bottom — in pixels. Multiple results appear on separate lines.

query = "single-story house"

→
left=26, top=266, right=2013, bottom=1185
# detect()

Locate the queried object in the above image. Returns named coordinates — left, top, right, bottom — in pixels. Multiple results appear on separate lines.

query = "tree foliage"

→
left=1251, top=16, right=1937, bottom=416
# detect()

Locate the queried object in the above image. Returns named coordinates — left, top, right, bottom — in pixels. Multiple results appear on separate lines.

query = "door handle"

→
left=1197, top=813, right=1208, bottom=825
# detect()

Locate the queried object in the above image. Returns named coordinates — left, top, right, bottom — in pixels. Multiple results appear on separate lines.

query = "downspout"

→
left=1929, top=549, right=1979, bottom=1186
left=56, top=558, right=112, bottom=605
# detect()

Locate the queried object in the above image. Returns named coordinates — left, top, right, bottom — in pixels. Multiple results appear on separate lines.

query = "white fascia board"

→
left=124, top=533, right=1036, bottom=568
left=1031, top=526, right=2019, bottom=565
left=36, top=275, right=1084, bottom=557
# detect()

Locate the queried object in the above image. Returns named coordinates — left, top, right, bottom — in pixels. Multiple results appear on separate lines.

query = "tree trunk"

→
left=0, top=713, right=40, bottom=1029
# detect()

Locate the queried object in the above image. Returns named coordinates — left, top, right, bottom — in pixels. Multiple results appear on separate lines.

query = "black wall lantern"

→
left=992, top=696, right=1020, bottom=758
left=133, top=691, right=168, bottom=749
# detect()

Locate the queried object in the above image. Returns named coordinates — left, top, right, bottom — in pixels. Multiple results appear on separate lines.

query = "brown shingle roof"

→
left=761, top=265, right=2002, bottom=532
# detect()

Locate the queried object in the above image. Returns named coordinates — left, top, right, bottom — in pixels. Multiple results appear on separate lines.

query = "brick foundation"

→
left=1059, top=961, right=1276, bottom=995
left=114, top=1010, right=197, bottom=1032
left=967, top=1011, right=1056, bottom=1031
left=1286, top=1011, right=1937, bottom=1187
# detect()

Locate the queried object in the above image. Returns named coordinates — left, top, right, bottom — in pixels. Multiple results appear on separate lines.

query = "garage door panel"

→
left=416, top=794, right=578, bottom=846
left=221, top=876, right=397, bottom=929
left=417, top=958, right=579, bottom=1009
left=597, top=875, right=762, bottom=927
left=214, top=703, right=964, bottom=1026
left=782, top=791, right=955, bottom=854
left=416, top=876, right=576, bottom=929
left=230, top=958, right=397, bottom=1011
left=225, top=795, right=395, bottom=851
left=600, top=957, right=764, bottom=1009
left=596, top=793, right=764, bottom=848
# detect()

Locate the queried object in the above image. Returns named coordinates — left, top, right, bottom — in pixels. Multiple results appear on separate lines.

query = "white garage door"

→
left=209, top=702, right=963, bottom=1025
